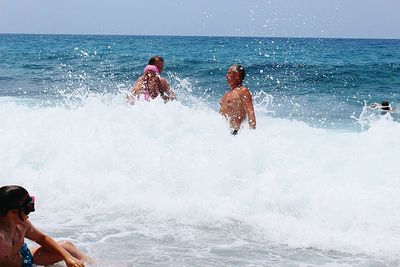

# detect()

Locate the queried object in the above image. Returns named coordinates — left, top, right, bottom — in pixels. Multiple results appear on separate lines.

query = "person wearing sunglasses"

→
left=0, top=185, right=92, bottom=267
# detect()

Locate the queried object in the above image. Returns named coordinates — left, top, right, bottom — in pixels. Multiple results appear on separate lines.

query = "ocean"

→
left=1, top=34, right=400, bottom=266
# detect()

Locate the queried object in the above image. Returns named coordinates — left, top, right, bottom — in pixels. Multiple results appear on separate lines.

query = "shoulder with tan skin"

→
left=127, top=76, right=145, bottom=101
left=131, top=77, right=143, bottom=93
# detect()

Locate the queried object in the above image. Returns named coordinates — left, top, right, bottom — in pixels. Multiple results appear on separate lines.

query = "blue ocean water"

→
left=1, top=34, right=400, bottom=266
left=1, top=34, right=399, bottom=129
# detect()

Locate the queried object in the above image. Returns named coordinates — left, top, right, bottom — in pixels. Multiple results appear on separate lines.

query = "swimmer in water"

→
left=127, top=56, right=176, bottom=104
left=219, top=64, right=256, bottom=135
left=370, top=100, right=394, bottom=115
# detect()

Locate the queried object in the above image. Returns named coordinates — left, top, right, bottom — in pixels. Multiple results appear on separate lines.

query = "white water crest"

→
left=1, top=94, right=400, bottom=266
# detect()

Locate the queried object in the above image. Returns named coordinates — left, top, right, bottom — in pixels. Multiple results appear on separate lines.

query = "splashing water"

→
left=1, top=34, right=400, bottom=266
left=1, top=91, right=400, bottom=266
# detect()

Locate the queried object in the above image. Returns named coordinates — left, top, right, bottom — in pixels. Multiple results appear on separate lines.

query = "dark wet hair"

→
left=381, top=101, right=391, bottom=110
left=233, top=64, right=246, bottom=80
left=148, top=56, right=164, bottom=65
left=0, top=185, right=29, bottom=217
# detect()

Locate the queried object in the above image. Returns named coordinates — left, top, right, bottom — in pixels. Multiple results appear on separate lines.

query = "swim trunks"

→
left=20, top=243, right=33, bottom=267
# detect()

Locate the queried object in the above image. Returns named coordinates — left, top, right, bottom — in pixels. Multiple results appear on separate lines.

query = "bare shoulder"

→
left=136, top=76, right=145, bottom=86
left=24, top=220, right=43, bottom=241
left=159, top=77, right=169, bottom=87
left=238, top=86, right=252, bottom=98
left=238, top=86, right=250, bottom=93
left=131, top=77, right=144, bottom=93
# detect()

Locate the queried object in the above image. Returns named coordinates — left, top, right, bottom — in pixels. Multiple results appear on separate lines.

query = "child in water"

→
left=0, top=185, right=93, bottom=267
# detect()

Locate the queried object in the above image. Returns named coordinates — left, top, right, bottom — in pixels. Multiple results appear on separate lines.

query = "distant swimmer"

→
left=219, top=64, right=256, bottom=135
left=126, top=56, right=176, bottom=104
left=0, top=185, right=93, bottom=267
left=370, top=100, right=394, bottom=115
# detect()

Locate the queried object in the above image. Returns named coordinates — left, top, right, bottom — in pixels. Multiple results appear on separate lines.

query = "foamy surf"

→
left=1, top=93, right=400, bottom=266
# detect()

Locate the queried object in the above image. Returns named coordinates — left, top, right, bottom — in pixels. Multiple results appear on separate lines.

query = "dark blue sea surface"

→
left=0, top=34, right=400, bottom=128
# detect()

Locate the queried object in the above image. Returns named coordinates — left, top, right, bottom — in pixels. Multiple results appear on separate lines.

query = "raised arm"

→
left=241, top=88, right=256, bottom=129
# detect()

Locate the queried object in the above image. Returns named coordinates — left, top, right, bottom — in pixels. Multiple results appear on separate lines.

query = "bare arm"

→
left=159, top=77, right=176, bottom=101
left=126, top=78, right=144, bottom=104
left=241, top=88, right=256, bottom=129
left=25, top=221, right=84, bottom=267
left=370, top=103, right=380, bottom=109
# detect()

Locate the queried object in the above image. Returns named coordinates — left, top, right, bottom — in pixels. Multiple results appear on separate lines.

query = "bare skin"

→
left=219, top=66, right=256, bottom=132
left=158, top=76, right=175, bottom=101
left=127, top=70, right=161, bottom=102
left=127, top=59, right=175, bottom=104
left=0, top=208, right=92, bottom=267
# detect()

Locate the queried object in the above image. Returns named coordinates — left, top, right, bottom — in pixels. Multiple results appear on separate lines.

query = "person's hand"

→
left=65, top=256, right=85, bottom=267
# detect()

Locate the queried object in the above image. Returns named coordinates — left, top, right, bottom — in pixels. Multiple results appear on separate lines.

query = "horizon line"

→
left=0, top=32, right=399, bottom=41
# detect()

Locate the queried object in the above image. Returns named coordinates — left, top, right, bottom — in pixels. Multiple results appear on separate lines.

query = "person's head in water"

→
left=226, top=64, right=245, bottom=88
left=0, top=185, right=35, bottom=220
left=381, top=100, right=391, bottom=111
left=148, top=56, right=164, bottom=73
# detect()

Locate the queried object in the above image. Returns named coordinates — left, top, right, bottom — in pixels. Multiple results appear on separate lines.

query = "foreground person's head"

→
left=0, top=185, right=35, bottom=221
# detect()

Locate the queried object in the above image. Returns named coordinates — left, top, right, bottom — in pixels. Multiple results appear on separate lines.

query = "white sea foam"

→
left=1, top=94, right=400, bottom=264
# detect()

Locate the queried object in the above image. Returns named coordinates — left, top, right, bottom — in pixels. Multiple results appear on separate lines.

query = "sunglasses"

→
left=20, top=195, right=35, bottom=216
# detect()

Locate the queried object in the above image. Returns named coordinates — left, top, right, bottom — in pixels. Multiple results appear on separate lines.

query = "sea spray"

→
left=1, top=94, right=400, bottom=265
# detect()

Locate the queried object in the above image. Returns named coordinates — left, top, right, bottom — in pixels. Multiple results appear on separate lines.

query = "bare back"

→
left=130, top=72, right=160, bottom=98
left=127, top=73, right=175, bottom=103
left=0, top=219, right=28, bottom=267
